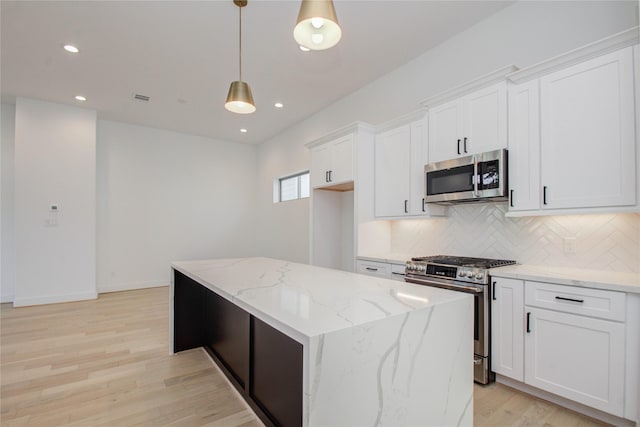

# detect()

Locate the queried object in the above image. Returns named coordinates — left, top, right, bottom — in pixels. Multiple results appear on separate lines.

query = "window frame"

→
left=276, top=170, right=310, bottom=203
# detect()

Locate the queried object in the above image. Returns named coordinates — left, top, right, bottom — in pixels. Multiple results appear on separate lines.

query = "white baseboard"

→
left=496, top=375, right=635, bottom=427
left=0, top=294, right=15, bottom=303
left=13, top=291, right=98, bottom=307
left=97, top=280, right=167, bottom=294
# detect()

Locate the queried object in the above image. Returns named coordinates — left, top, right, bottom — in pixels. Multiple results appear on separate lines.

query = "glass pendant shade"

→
left=293, top=0, right=342, bottom=51
left=225, top=80, right=256, bottom=114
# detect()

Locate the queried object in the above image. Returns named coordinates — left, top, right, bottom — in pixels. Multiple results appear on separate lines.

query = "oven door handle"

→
left=473, top=155, right=479, bottom=198
left=405, top=277, right=485, bottom=294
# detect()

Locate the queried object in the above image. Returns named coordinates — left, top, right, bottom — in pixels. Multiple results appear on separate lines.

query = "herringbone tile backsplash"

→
left=390, top=205, right=640, bottom=273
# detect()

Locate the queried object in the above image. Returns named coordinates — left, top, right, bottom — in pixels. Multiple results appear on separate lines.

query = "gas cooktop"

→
left=410, top=255, right=517, bottom=269
left=406, top=255, right=517, bottom=285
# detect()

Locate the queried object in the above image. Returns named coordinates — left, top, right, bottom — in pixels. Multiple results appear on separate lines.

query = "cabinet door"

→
left=524, top=307, right=625, bottom=416
left=464, top=82, right=508, bottom=156
left=508, top=80, right=541, bottom=211
left=410, top=119, right=429, bottom=214
left=374, top=125, right=411, bottom=217
left=204, top=289, right=250, bottom=389
left=251, top=317, right=303, bottom=427
left=540, top=47, right=636, bottom=209
left=491, top=277, right=524, bottom=382
left=173, top=270, right=205, bottom=353
left=310, top=144, right=332, bottom=188
left=329, top=135, right=354, bottom=185
left=428, top=100, right=462, bottom=163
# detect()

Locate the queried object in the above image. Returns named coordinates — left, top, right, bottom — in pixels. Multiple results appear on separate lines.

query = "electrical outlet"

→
left=563, top=237, right=577, bottom=253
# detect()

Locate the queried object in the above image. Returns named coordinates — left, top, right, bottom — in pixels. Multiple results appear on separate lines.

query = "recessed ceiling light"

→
left=240, top=128, right=248, bottom=133
left=75, top=95, right=86, bottom=101
left=274, top=102, right=284, bottom=108
left=63, top=44, right=79, bottom=53
left=299, top=45, right=310, bottom=52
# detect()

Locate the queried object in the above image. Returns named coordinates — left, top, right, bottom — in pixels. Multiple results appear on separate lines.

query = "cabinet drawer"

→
left=390, top=263, right=407, bottom=282
left=356, top=260, right=391, bottom=278
left=524, top=281, right=625, bottom=322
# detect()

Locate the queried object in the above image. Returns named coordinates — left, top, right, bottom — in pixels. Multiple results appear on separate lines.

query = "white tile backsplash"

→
left=390, top=204, right=640, bottom=273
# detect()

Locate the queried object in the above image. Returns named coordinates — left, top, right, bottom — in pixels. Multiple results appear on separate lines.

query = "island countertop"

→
left=172, top=257, right=470, bottom=344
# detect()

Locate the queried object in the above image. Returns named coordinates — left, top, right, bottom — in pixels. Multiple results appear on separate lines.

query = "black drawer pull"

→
left=492, top=281, right=496, bottom=300
left=365, top=267, right=378, bottom=272
left=510, top=190, right=514, bottom=208
left=555, top=296, right=584, bottom=304
left=404, top=200, right=408, bottom=214
left=392, top=272, right=405, bottom=276
left=422, top=198, right=426, bottom=212
left=325, top=171, right=329, bottom=182
left=457, top=139, right=461, bottom=155
left=526, top=312, right=531, bottom=333
left=543, top=186, right=548, bottom=205
left=463, top=137, right=468, bottom=153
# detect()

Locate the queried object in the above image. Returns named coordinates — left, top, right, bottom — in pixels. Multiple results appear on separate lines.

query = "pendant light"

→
left=293, top=0, right=342, bottom=51
left=225, top=0, right=256, bottom=114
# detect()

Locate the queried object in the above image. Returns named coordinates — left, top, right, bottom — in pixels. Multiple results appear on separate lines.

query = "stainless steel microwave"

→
left=425, top=148, right=508, bottom=204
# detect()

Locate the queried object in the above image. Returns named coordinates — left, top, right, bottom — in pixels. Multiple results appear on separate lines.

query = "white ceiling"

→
left=1, top=1, right=513, bottom=144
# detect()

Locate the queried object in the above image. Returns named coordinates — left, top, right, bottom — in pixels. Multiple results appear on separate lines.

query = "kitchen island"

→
left=170, top=257, right=473, bottom=427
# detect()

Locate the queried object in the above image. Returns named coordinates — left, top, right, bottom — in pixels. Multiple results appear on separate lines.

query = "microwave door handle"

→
left=473, top=155, right=479, bottom=197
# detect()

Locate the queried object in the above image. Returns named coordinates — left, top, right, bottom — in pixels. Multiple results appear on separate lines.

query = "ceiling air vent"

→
left=133, top=94, right=150, bottom=102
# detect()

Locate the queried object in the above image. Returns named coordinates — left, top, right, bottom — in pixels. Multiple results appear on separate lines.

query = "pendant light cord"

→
left=239, top=4, right=243, bottom=82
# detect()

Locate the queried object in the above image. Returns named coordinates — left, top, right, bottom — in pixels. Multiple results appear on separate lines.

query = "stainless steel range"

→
left=405, top=255, right=516, bottom=384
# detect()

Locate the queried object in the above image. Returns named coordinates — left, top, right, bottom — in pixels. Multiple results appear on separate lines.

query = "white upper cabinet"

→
left=539, top=47, right=636, bottom=209
left=508, top=43, right=637, bottom=214
left=428, top=82, right=508, bottom=163
left=374, top=124, right=412, bottom=217
left=374, top=117, right=445, bottom=218
left=508, top=80, right=541, bottom=211
left=310, top=134, right=354, bottom=189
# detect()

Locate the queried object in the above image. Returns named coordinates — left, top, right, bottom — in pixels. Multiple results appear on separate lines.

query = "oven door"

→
left=405, top=275, right=491, bottom=384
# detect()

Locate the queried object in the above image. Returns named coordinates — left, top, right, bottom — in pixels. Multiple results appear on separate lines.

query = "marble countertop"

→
left=171, top=257, right=470, bottom=344
left=490, top=264, right=640, bottom=294
left=357, top=254, right=414, bottom=264
left=357, top=254, right=640, bottom=294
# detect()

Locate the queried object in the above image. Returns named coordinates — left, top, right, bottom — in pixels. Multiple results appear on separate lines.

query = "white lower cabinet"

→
left=492, top=278, right=630, bottom=418
left=355, top=260, right=391, bottom=279
left=491, top=278, right=524, bottom=382
left=524, top=307, right=625, bottom=416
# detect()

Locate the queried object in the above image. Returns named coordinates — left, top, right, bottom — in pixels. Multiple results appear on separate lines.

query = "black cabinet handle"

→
left=543, top=186, right=547, bottom=205
left=463, top=137, right=468, bottom=153
left=328, top=170, right=332, bottom=182
left=510, top=190, right=514, bottom=207
left=457, top=139, right=461, bottom=155
left=555, top=296, right=584, bottom=304
left=365, top=267, right=378, bottom=271
left=526, top=312, right=531, bottom=333
left=404, top=200, right=408, bottom=213
left=325, top=171, right=329, bottom=183
left=422, top=198, right=426, bottom=212
left=492, top=281, right=496, bottom=300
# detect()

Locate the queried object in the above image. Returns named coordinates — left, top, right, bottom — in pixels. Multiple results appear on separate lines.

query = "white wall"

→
left=14, top=98, right=97, bottom=306
left=255, top=0, right=639, bottom=264
left=96, top=120, right=257, bottom=292
left=1, top=104, right=16, bottom=302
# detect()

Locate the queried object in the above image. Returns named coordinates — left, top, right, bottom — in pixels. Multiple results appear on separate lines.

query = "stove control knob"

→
left=458, top=270, right=465, bottom=277
left=475, top=273, right=484, bottom=280
left=418, top=265, right=426, bottom=273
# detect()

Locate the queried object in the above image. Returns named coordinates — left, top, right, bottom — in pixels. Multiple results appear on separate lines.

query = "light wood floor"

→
left=1, top=287, right=611, bottom=427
